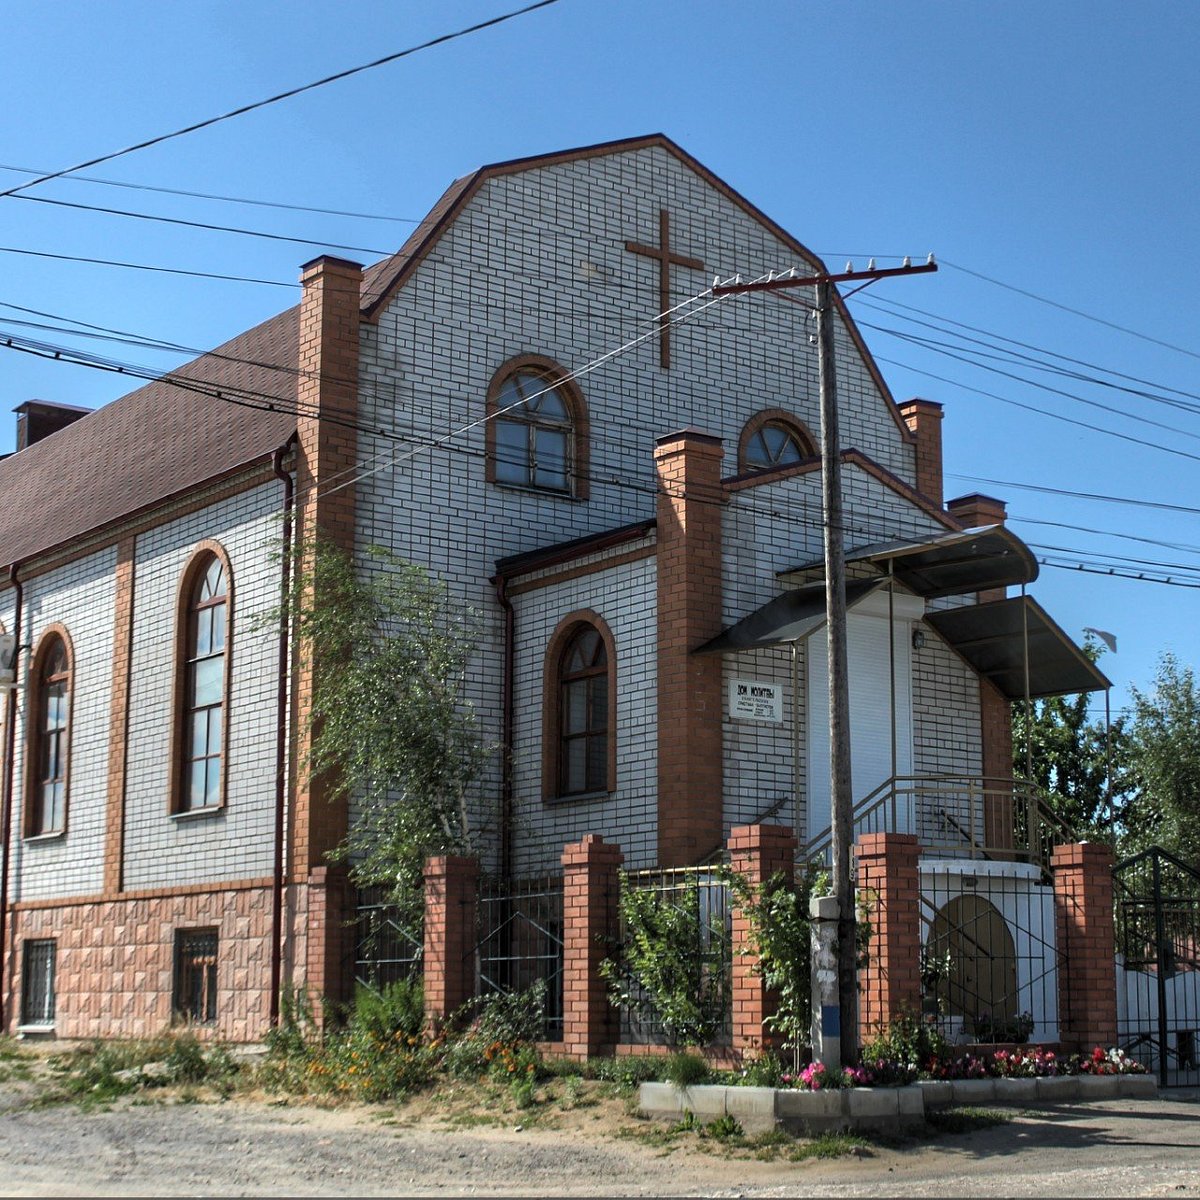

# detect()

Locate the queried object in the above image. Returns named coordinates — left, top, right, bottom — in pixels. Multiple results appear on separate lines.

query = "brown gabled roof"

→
left=0, top=307, right=299, bottom=569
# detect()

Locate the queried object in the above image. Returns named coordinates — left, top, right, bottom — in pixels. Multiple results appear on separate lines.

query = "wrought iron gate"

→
left=1114, top=846, right=1200, bottom=1086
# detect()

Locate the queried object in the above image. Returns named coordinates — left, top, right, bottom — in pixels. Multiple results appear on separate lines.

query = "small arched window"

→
left=27, top=630, right=71, bottom=837
left=486, top=357, right=589, bottom=498
left=176, top=550, right=229, bottom=813
left=543, top=613, right=616, bottom=801
left=738, top=410, right=817, bottom=475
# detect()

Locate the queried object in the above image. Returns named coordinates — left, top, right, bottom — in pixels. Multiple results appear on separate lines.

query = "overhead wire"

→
left=0, top=0, right=566, bottom=200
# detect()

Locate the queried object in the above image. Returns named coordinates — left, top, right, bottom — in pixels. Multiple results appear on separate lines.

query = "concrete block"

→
left=1121, top=1074, right=1158, bottom=1099
left=845, top=1087, right=901, bottom=1119
left=915, top=1079, right=954, bottom=1109
left=724, top=1087, right=776, bottom=1132
left=993, top=1077, right=1038, bottom=1105
left=951, top=1078, right=996, bottom=1105
left=775, top=1089, right=845, bottom=1135
left=1078, top=1075, right=1121, bottom=1100
left=677, top=1085, right=728, bottom=1117
left=896, top=1086, right=925, bottom=1120
left=1035, top=1076, right=1082, bottom=1103
left=638, top=1081, right=678, bottom=1117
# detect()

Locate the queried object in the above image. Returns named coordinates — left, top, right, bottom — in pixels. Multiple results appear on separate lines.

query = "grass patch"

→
left=925, top=1106, right=1011, bottom=1135
left=788, top=1131, right=872, bottom=1161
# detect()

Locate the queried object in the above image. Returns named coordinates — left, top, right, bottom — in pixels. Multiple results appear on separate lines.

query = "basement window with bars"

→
left=173, top=929, right=218, bottom=1024
left=20, top=940, right=56, bottom=1027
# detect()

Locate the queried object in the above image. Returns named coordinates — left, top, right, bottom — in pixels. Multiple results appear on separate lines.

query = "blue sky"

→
left=2, top=1, right=1197, bottom=721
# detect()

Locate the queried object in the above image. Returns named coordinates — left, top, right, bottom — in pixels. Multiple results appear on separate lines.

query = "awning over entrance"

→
left=927, top=595, right=1111, bottom=699
left=694, top=578, right=886, bottom=655
left=781, top=525, right=1039, bottom=600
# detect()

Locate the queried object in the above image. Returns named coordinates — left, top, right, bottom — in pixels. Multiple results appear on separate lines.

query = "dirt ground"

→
left=2, top=1049, right=1199, bottom=1198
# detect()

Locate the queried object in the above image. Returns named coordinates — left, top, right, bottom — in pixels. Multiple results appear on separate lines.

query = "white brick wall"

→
left=5, top=548, right=117, bottom=901
left=122, top=482, right=286, bottom=890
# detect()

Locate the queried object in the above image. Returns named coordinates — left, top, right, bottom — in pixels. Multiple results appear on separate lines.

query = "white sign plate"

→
left=728, top=678, right=783, bottom=723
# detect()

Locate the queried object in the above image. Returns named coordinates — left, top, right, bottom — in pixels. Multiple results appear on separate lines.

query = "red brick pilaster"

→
left=898, top=399, right=943, bottom=507
left=728, top=823, right=797, bottom=1057
left=654, top=430, right=726, bottom=867
left=292, top=255, right=363, bottom=880
left=423, top=855, right=479, bottom=1027
left=1052, top=842, right=1117, bottom=1052
left=561, top=835, right=623, bottom=1059
left=855, top=832, right=922, bottom=1037
left=304, top=864, right=353, bottom=1012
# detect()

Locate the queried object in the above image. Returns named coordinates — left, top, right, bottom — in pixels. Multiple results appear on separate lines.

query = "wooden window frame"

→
left=485, top=354, right=590, bottom=500
left=24, top=624, right=74, bottom=839
left=541, top=611, right=616, bottom=802
left=736, top=408, right=818, bottom=476
left=169, top=542, right=233, bottom=817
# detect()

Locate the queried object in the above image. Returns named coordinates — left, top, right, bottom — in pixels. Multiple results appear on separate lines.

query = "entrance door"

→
left=805, top=590, right=921, bottom=844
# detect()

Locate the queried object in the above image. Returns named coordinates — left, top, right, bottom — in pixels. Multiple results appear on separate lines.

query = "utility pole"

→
left=714, top=257, right=936, bottom=1065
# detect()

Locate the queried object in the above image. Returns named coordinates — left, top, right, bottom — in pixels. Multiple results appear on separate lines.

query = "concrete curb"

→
left=639, top=1074, right=1158, bottom=1134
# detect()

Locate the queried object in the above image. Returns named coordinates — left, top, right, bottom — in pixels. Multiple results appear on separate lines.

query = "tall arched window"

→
left=26, top=629, right=71, bottom=837
left=542, top=612, right=615, bottom=801
left=175, top=548, right=230, bottom=813
left=486, top=356, right=589, bottom=498
left=738, top=410, right=817, bottom=475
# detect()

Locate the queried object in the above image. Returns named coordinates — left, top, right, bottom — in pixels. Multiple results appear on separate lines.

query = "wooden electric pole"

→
left=714, top=257, right=936, bottom=1064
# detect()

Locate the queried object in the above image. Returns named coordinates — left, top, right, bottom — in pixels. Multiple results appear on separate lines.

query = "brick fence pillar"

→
left=728, top=823, right=798, bottom=1058
left=1052, top=841, right=1117, bottom=1052
left=561, top=835, right=623, bottom=1060
left=423, top=855, right=480, bottom=1028
left=305, top=864, right=353, bottom=1014
left=855, top=832, right=922, bottom=1038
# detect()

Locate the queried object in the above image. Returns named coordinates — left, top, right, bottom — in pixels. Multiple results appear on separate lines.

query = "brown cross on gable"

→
left=625, top=209, right=704, bottom=369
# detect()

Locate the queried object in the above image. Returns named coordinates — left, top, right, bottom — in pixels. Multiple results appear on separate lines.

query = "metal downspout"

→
left=0, top=562, right=24, bottom=1029
left=269, top=444, right=295, bottom=1025
left=493, top=574, right=515, bottom=883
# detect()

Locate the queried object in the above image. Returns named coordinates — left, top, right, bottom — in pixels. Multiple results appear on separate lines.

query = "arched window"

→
left=542, top=613, right=615, bottom=800
left=175, top=548, right=230, bottom=813
left=26, top=629, right=71, bottom=837
left=738, top=410, right=817, bottom=475
left=486, top=357, right=589, bottom=498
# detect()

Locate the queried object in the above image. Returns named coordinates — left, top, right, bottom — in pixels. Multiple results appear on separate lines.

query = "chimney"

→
left=946, top=492, right=1007, bottom=531
left=14, top=400, right=91, bottom=451
left=898, top=398, right=943, bottom=506
left=654, top=429, right=726, bottom=867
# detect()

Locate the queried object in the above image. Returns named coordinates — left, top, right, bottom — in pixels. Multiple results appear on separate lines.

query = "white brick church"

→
left=0, top=135, right=1105, bottom=1041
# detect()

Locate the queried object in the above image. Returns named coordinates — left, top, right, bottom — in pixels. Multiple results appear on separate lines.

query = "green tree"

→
left=1124, top=651, right=1200, bottom=864
left=279, top=538, right=487, bottom=919
left=1012, top=639, right=1131, bottom=836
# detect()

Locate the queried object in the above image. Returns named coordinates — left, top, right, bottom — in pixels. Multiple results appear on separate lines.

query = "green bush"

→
left=861, top=1012, right=948, bottom=1071
left=663, top=1051, right=709, bottom=1090
left=351, top=979, right=425, bottom=1042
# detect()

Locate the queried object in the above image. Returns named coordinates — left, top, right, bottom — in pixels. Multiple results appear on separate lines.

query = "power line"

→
left=0, top=0, right=566, bottom=200
left=0, top=161, right=421, bottom=224
left=0, top=244, right=295, bottom=288
left=947, top=474, right=1200, bottom=518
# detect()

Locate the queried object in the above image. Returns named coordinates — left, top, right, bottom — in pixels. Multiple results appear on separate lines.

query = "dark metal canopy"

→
left=694, top=579, right=885, bottom=655
left=781, top=525, right=1039, bottom=600
left=927, top=595, right=1111, bottom=699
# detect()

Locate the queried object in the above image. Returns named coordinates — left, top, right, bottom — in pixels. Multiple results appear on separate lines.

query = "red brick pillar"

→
left=1052, top=842, right=1117, bottom=1052
left=561, top=835, right=623, bottom=1060
left=423, top=855, right=479, bottom=1028
left=855, top=832, right=921, bottom=1038
left=898, top=398, right=944, bottom=507
left=304, top=865, right=353, bottom=1012
left=654, top=430, right=726, bottom=867
left=728, top=823, right=798, bottom=1057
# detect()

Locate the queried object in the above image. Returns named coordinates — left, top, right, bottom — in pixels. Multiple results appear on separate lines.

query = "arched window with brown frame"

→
left=542, top=612, right=616, bottom=801
left=172, top=544, right=232, bottom=815
left=737, top=409, right=818, bottom=475
left=486, top=355, right=590, bottom=499
left=25, top=626, right=73, bottom=838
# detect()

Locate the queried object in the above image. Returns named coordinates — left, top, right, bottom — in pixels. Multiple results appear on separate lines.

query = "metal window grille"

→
left=20, top=940, right=56, bottom=1026
left=173, top=929, right=218, bottom=1024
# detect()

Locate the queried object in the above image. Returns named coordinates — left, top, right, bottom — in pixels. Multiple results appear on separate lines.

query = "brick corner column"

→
left=304, top=863, right=354, bottom=1015
left=897, top=398, right=944, bottom=507
left=561, top=834, right=623, bottom=1060
left=423, top=854, right=480, bottom=1029
left=654, top=429, right=726, bottom=868
left=728, top=823, right=798, bottom=1058
left=854, top=832, right=921, bottom=1039
left=1051, top=841, right=1117, bottom=1052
